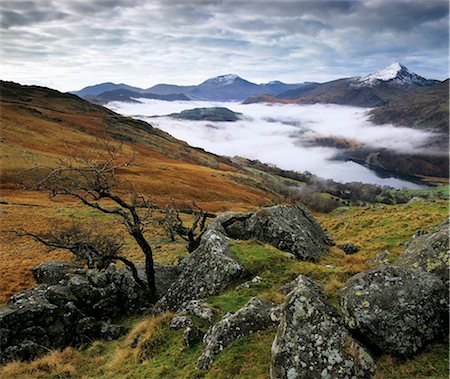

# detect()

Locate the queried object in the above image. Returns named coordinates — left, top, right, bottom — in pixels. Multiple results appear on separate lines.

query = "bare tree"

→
left=19, top=142, right=158, bottom=302
left=8, top=223, right=148, bottom=291
left=164, top=202, right=212, bottom=253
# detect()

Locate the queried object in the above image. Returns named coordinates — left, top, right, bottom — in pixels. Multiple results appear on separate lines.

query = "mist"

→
left=107, top=99, right=436, bottom=189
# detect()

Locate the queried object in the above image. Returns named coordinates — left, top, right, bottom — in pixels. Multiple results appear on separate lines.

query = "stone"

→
left=339, top=266, right=448, bottom=356
left=32, top=261, right=82, bottom=285
left=156, top=216, right=245, bottom=312
left=271, top=275, right=375, bottom=379
left=397, top=219, right=449, bottom=285
left=169, top=316, right=192, bottom=330
left=337, top=243, right=359, bottom=255
left=236, top=276, right=264, bottom=290
left=223, top=205, right=333, bottom=261
left=183, top=326, right=204, bottom=348
left=367, top=250, right=392, bottom=266
left=178, top=300, right=215, bottom=321
left=198, top=297, right=278, bottom=369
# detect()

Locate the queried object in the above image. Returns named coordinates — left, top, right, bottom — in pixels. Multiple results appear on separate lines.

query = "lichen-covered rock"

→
left=0, top=262, right=178, bottom=363
left=32, top=261, right=82, bottom=285
left=198, top=297, right=278, bottom=369
left=178, top=300, right=215, bottom=321
left=397, top=220, right=449, bottom=285
left=170, top=316, right=192, bottom=330
left=339, top=266, right=448, bottom=356
left=271, top=275, right=375, bottom=379
left=156, top=216, right=245, bottom=311
left=223, top=205, right=333, bottom=261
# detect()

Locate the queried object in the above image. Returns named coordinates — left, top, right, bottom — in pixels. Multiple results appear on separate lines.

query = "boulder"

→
left=0, top=262, right=178, bottom=363
left=397, top=220, right=449, bottom=285
left=339, top=266, right=448, bottom=356
left=156, top=216, right=245, bottom=311
left=223, top=205, right=333, bottom=261
left=271, top=275, right=375, bottom=379
left=198, top=297, right=278, bottom=369
left=337, top=243, right=359, bottom=255
left=169, top=316, right=192, bottom=330
left=32, top=261, right=82, bottom=285
left=177, top=300, right=215, bottom=321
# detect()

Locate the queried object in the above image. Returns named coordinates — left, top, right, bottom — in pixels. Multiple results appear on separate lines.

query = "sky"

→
left=1, top=0, right=448, bottom=91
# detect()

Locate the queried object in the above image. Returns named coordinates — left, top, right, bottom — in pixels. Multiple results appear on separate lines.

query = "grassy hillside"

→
left=0, top=81, right=279, bottom=302
left=1, top=199, right=448, bottom=378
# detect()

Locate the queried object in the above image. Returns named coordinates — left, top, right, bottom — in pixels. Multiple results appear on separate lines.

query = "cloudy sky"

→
left=1, top=0, right=448, bottom=91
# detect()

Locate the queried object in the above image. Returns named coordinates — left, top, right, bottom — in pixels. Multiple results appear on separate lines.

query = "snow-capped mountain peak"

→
left=358, top=63, right=431, bottom=86
left=203, top=74, right=243, bottom=85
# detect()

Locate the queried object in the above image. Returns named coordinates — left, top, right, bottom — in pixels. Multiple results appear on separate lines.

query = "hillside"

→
left=1, top=198, right=448, bottom=378
left=369, top=79, right=449, bottom=133
left=0, top=80, right=279, bottom=301
left=244, top=63, right=439, bottom=108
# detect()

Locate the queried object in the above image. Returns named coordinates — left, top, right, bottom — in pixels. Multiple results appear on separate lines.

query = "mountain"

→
left=73, top=75, right=304, bottom=102
left=70, top=82, right=144, bottom=97
left=369, top=79, right=449, bottom=134
left=245, top=63, right=440, bottom=107
left=357, top=63, right=438, bottom=87
left=84, top=89, right=190, bottom=104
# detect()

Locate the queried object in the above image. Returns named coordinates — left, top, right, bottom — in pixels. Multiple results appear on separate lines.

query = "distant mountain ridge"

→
left=244, top=63, right=441, bottom=108
left=71, top=75, right=306, bottom=103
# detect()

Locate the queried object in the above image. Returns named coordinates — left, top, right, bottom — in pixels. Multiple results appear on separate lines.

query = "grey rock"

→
left=367, top=250, right=392, bottom=266
left=271, top=275, right=375, bottom=379
left=337, top=243, right=359, bottom=255
left=2, top=340, right=47, bottom=363
left=223, top=205, right=333, bottom=261
left=397, top=220, right=449, bottom=285
left=170, top=316, right=192, bottom=330
left=183, top=326, right=204, bottom=348
left=156, top=216, right=245, bottom=311
left=339, top=266, right=448, bottom=356
left=32, top=261, right=82, bottom=285
left=178, top=300, right=215, bottom=321
left=198, top=297, right=278, bottom=369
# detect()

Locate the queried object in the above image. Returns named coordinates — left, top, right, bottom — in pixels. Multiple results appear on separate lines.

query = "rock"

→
left=397, top=220, right=449, bottom=285
left=198, top=297, right=278, bottom=369
left=32, top=261, right=82, bottom=285
left=339, top=266, right=448, bottom=356
left=183, top=326, right=204, bottom=348
left=337, top=243, right=359, bottom=255
left=271, top=275, right=375, bottom=379
left=223, top=205, right=333, bottom=261
left=0, top=262, right=178, bottom=363
left=178, top=300, right=215, bottom=321
left=156, top=216, right=245, bottom=311
left=170, top=316, right=192, bottom=330
left=2, top=340, right=47, bottom=363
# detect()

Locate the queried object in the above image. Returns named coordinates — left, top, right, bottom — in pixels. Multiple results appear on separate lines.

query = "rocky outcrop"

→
left=155, top=215, right=245, bottom=312
left=339, top=266, right=448, bottom=356
left=0, top=263, right=178, bottom=363
left=271, top=275, right=375, bottom=379
left=177, top=300, right=215, bottom=321
left=198, top=297, right=279, bottom=369
left=397, top=220, right=449, bottom=285
left=223, top=205, right=333, bottom=261
left=32, top=261, right=82, bottom=285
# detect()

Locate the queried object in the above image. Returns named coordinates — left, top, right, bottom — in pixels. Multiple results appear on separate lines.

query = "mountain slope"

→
left=245, top=63, right=439, bottom=107
left=369, top=79, right=449, bottom=133
left=70, top=82, right=144, bottom=97
left=0, top=81, right=279, bottom=300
